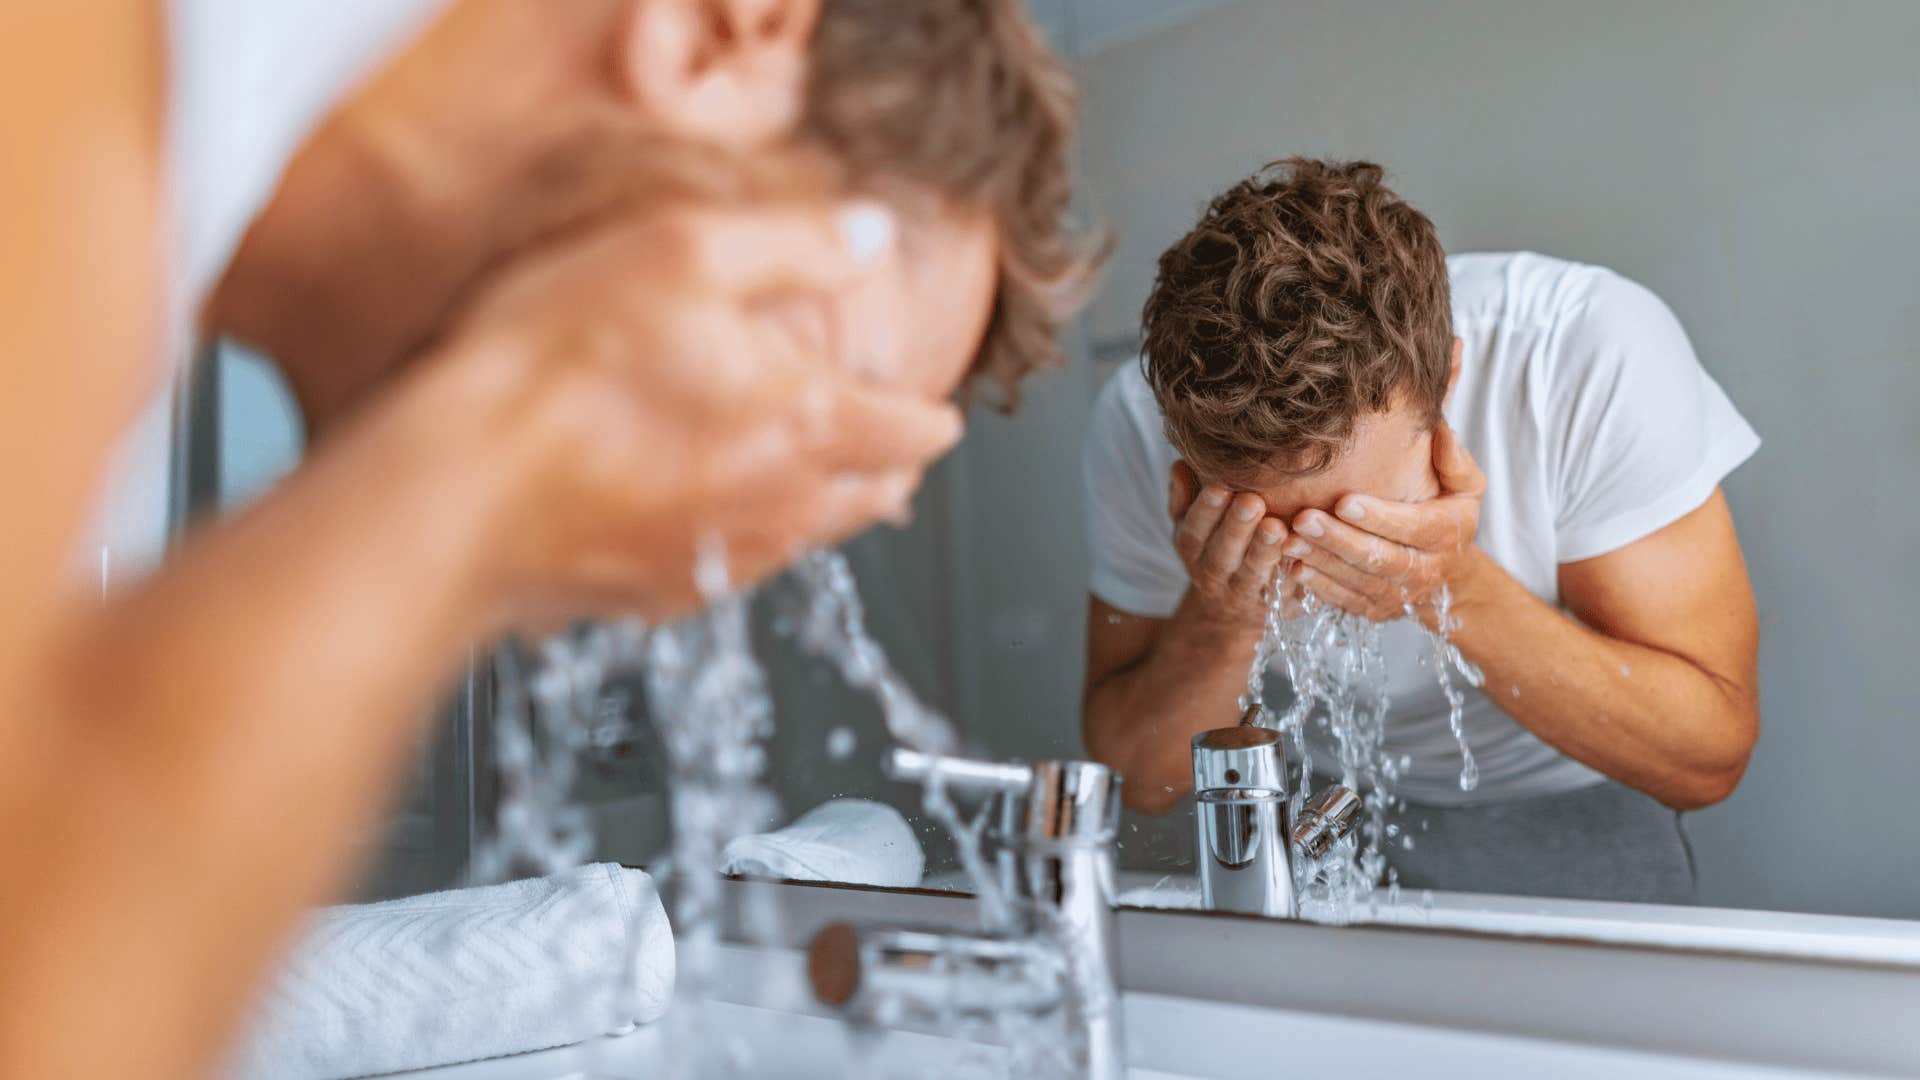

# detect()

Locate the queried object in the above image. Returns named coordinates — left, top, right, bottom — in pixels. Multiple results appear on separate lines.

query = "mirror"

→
left=744, top=0, right=1920, bottom=932
left=175, top=0, right=1918, bottom=944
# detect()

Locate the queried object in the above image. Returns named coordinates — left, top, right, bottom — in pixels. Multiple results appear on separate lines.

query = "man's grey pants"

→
left=1385, top=781, right=1697, bottom=904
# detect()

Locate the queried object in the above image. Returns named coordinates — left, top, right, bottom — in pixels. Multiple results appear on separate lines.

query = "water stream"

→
left=1244, top=579, right=1484, bottom=920
left=475, top=545, right=1033, bottom=1074
left=640, top=543, right=782, bottom=1078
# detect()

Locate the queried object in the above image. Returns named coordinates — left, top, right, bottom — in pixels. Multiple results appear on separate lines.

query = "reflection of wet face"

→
left=1235, top=403, right=1440, bottom=522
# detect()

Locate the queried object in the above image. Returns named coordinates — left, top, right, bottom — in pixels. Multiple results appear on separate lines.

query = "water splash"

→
left=473, top=538, right=781, bottom=1078
left=467, top=616, right=683, bottom=1078
left=1258, top=588, right=1395, bottom=917
left=1419, top=585, right=1482, bottom=793
left=783, top=549, right=957, bottom=755
left=781, top=550, right=1012, bottom=930
left=784, top=548, right=1052, bottom=1064
left=470, top=620, right=649, bottom=884
left=1243, top=578, right=1483, bottom=919
left=471, top=544, right=1077, bottom=1070
left=643, top=540, right=780, bottom=1079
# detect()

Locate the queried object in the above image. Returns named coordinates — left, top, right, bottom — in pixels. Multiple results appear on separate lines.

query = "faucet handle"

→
left=1291, top=785, right=1363, bottom=859
left=887, top=748, right=1120, bottom=843
left=885, top=748, right=1034, bottom=799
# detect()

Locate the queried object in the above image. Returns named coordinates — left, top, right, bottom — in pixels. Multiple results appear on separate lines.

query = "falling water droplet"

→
left=826, top=725, right=857, bottom=760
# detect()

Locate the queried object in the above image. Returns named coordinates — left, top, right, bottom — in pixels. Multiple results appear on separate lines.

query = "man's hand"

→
left=1284, top=424, right=1487, bottom=624
left=423, top=198, right=965, bottom=625
left=1167, top=460, right=1290, bottom=629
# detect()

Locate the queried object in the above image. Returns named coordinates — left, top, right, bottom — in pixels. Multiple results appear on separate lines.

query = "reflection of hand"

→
left=1167, top=460, right=1291, bottom=630
left=423, top=199, right=964, bottom=625
left=1284, top=424, right=1487, bottom=624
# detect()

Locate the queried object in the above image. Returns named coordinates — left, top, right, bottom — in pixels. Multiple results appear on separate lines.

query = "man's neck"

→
left=204, top=0, right=625, bottom=432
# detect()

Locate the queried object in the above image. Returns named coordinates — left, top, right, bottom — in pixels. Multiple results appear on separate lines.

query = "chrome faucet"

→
left=807, top=748, right=1124, bottom=1080
left=1192, top=705, right=1362, bottom=918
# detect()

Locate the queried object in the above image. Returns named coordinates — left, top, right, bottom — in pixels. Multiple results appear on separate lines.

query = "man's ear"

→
left=619, top=0, right=821, bottom=149
left=1168, top=459, right=1199, bottom=522
left=1443, top=336, right=1464, bottom=406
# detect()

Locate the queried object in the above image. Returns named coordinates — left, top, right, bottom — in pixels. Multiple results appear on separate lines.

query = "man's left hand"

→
left=1282, top=424, right=1487, bottom=625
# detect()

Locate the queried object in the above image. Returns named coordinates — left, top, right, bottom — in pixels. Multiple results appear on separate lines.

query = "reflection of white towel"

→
left=231, top=863, right=673, bottom=1079
left=722, top=799, right=924, bottom=888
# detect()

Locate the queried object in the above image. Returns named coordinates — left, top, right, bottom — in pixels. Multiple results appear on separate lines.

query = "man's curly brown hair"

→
left=807, top=0, right=1103, bottom=411
left=1141, top=158, right=1452, bottom=482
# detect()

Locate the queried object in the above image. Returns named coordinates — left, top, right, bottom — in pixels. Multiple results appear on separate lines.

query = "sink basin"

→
left=335, top=876, right=1920, bottom=1079
left=386, top=995, right=1197, bottom=1079
left=388, top=942, right=1867, bottom=1079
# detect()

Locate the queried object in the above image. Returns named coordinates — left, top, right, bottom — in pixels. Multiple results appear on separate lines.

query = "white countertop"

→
left=387, top=944, right=1872, bottom=1080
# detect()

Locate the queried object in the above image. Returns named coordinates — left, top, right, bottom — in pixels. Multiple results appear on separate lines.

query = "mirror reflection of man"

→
left=1081, top=158, right=1761, bottom=903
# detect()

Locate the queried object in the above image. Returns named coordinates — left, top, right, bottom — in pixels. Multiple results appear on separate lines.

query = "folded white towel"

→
left=230, top=863, right=673, bottom=1079
left=721, top=798, right=924, bottom=888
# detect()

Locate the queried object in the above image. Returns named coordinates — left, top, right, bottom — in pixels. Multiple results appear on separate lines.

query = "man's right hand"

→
left=413, top=197, right=965, bottom=626
left=1167, top=460, right=1292, bottom=630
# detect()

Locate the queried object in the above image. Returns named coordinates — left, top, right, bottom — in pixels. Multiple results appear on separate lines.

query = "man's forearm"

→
left=0, top=365, right=514, bottom=1080
left=1446, top=548, right=1755, bottom=809
left=1085, top=595, right=1264, bottom=814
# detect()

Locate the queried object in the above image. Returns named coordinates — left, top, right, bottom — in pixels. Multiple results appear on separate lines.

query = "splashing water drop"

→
left=826, top=725, right=858, bottom=761
left=1423, top=586, right=1480, bottom=793
left=783, top=550, right=957, bottom=755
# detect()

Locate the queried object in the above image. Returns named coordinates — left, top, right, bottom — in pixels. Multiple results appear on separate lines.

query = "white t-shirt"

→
left=1082, top=251, right=1761, bottom=805
left=88, top=0, right=452, bottom=583
left=168, top=0, right=453, bottom=315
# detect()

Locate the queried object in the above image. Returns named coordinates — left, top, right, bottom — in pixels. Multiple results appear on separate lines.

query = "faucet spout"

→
left=808, top=752, right=1125, bottom=1080
left=1192, top=721, right=1362, bottom=917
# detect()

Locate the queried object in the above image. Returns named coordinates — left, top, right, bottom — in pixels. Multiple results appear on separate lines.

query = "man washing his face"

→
left=1081, top=159, right=1761, bottom=902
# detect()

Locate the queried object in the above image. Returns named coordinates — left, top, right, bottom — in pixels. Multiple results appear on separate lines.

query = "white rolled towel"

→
left=230, top=863, right=673, bottom=1079
left=721, top=798, right=924, bottom=888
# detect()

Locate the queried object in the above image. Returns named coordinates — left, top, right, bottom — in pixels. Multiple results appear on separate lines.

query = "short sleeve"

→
left=1547, top=273, right=1761, bottom=562
left=1081, top=367, right=1191, bottom=617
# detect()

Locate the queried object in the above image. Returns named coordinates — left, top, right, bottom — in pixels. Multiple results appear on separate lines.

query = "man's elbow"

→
left=1661, top=764, right=1746, bottom=811
left=1080, top=717, right=1183, bottom=816
left=1661, top=703, right=1759, bottom=811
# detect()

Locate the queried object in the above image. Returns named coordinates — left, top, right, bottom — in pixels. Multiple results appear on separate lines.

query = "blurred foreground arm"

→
left=0, top=193, right=960, bottom=1079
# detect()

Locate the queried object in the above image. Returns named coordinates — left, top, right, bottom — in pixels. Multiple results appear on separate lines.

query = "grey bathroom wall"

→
left=990, top=0, right=1917, bottom=917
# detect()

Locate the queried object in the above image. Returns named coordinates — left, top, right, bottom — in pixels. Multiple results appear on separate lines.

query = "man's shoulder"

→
left=1090, top=359, right=1167, bottom=442
left=1084, top=359, right=1182, bottom=497
left=1449, top=251, right=1668, bottom=330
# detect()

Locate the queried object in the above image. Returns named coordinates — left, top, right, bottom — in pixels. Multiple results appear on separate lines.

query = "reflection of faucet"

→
left=1192, top=706, right=1362, bottom=918
left=807, top=749, right=1124, bottom=1080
